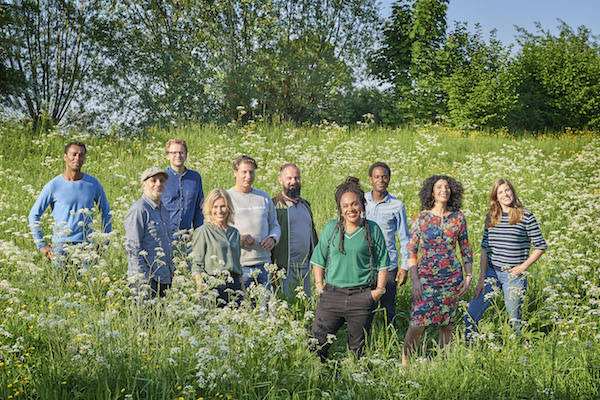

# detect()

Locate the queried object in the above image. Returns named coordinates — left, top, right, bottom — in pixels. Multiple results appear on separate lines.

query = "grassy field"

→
left=0, top=121, right=599, bottom=399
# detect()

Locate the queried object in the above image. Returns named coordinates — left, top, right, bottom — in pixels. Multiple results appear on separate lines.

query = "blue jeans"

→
left=280, top=262, right=311, bottom=297
left=52, top=241, right=87, bottom=270
left=464, top=267, right=527, bottom=339
left=241, top=264, right=272, bottom=291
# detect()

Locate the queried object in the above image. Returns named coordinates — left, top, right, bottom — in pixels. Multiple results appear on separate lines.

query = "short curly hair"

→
left=334, top=176, right=366, bottom=217
left=418, top=175, right=463, bottom=211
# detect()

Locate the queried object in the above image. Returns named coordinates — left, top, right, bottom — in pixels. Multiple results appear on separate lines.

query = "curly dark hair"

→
left=334, top=176, right=366, bottom=217
left=331, top=177, right=373, bottom=257
left=418, top=175, right=463, bottom=211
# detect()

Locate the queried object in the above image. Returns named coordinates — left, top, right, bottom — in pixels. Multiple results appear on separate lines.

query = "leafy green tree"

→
left=510, top=22, right=600, bottom=131
left=223, top=0, right=380, bottom=123
left=99, top=0, right=223, bottom=129
left=330, top=86, right=397, bottom=126
left=99, top=0, right=379, bottom=127
left=369, top=0, right=449, bottom=122
left=1, top=0, right=108, bottom=132
left=0, top=4, right=23, bottom=97
left=441, top=23, right=518, bottom=129
left=210, top=0, right=279, bottom=122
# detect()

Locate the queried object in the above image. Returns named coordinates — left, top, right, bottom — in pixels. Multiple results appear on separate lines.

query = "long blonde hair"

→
left=202, top=189, right=235, bottom=226
left=486, top=179, right=524, bottom=227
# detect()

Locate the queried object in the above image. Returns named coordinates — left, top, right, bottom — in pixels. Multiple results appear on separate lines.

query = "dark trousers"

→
left=214, top=275, right=244, bottom=308
left=149, top=279, right=172, bottom=298
left=310, top=284, right=376, bottom=361
left=379, top=268, right=398, bottom=325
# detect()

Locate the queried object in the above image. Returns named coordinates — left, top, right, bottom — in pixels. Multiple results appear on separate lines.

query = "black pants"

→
left=310, top=284, right=376, bottom=361
left=214, top=274, right=244, bottom=308
left=379, top=268, right=398, bottom=325
left=149, top=279, right=172, bottom=298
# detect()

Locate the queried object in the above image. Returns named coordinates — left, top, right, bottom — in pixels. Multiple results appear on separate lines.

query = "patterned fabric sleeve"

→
left=407, top=213, right=421, bottom=264
left=481, top=225, right=490, bottom=252
left=524, top=212, right=547, bottom=250
left=458, top=212, right=473, bottom=267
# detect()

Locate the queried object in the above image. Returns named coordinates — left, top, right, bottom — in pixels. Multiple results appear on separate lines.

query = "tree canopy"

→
left=1, top=0, right=599, bottom=133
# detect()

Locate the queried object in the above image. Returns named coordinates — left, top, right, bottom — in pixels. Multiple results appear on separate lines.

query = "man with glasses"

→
left=163, top=139, right=204, bottom=255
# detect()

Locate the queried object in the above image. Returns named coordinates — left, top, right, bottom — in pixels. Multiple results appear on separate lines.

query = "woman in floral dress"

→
left=402, top=175, right=473, bottom=365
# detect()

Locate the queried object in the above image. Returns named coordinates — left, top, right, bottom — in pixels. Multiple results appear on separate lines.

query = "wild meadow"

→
left=0, top=121, right=599, bottom=399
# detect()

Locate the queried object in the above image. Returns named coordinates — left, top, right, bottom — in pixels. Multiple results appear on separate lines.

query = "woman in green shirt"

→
left=191, top=189, right=244, bottom=307
left=310, top=177, right=390, bottom=361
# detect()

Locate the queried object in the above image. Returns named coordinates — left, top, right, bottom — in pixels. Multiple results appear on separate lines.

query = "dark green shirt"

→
left=310, top=219, right=390, bottom=288
left=191, top=223, right=241, bottom=276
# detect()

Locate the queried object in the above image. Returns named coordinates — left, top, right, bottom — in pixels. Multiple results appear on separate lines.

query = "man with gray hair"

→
left=125, top=167, right=174, bottom=298
left=272, top=163, right=318, bottom=297
left=227, top=155, right=280, bottom=290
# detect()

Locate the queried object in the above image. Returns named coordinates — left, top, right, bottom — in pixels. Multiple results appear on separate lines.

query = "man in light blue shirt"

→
left=125, top=167, right=174, bottom=299
left=365, top=162, right=410, bottom=326
left=162, top=139, right=204, bottom=236
left=29, top=141, right=112, bottom=267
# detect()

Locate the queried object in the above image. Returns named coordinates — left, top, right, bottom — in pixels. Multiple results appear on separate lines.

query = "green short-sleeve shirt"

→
left=310, top=219, right=391, bottom=288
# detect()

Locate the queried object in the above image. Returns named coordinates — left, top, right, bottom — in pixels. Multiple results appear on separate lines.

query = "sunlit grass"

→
left=0, top=121, right=598, bottom=399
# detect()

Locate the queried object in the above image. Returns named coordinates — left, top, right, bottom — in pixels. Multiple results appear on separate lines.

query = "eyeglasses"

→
left=167, top=151, right=186, bottom=156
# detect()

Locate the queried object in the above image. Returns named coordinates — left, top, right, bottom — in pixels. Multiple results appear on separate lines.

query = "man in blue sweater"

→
left=28, top=142, right=112, bottom=267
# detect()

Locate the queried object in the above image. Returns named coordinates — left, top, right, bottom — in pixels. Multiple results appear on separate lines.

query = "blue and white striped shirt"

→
left=481, top=210, right=547, bottom=270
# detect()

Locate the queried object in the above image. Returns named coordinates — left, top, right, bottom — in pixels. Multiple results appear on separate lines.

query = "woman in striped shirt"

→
left=465, top=179, right=547, bottom=339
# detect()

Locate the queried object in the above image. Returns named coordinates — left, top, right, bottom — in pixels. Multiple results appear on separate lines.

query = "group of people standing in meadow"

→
left=28, top=139, right=547, bottom=364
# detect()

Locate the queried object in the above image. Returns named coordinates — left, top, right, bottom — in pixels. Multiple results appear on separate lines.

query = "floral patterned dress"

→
left=408, top=210, right=473, bottom=326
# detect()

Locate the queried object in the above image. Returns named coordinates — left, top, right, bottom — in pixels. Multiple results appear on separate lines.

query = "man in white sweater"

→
left=227, top=155, right=281, bottom=289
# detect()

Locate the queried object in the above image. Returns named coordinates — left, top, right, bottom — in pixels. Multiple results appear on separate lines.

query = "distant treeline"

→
left=1, top=0, right=599, bottom=133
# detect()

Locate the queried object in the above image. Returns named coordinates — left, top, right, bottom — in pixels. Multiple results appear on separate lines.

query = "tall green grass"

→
left=0, top=121, right=598, bottom=399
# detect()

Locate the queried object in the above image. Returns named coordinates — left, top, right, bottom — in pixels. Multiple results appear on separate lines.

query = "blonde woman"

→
left=465, top=179, right=546, bottom=339
left=191, top=189, right=243, bottom=306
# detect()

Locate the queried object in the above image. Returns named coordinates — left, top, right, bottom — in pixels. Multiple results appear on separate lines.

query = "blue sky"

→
left=378, top=0, right=600, bottom=47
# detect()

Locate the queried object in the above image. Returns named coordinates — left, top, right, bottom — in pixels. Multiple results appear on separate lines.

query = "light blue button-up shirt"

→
left=125, top=194, right=174, bottom=284
left=365, top=191, right=410, bottom=271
